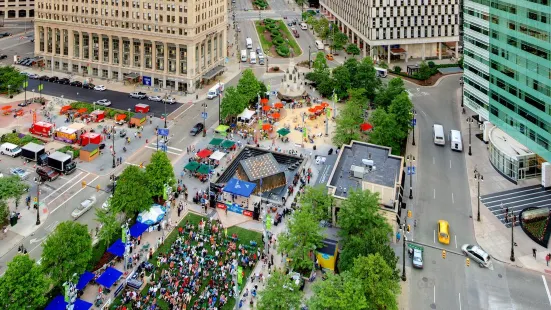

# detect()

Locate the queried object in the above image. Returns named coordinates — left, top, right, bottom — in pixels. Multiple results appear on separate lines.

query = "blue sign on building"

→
left=157, top=128, right=169, bottom=137
left=143, top=76, right=152, bottom=86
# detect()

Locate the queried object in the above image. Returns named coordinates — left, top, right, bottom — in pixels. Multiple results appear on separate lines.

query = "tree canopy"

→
left=299, top=185, right=333, bottom=222
left=146, top=151, right=176, bottom=201
left=331, top=31, right=348, bottom=51
left=237, top=69, right=261, bottom=104
left=338, top=228, right=397, bottom=275
left=41, top=221, right=92, bottom=288
left=346, top=44, right=361, bottom=56
left=368, top=108, right=403, bottom=154
left=0, top=254, right=50, bottom=310
left=0, top=66, right=25, bottom=95
left=95, top=207, right=121, bottom=247
left=312, top=52, right=329, bottom=75
left=220, top=86, right=248, bottom=122
left=389, top=91, right=414, bottom=140
left=111, top=165, right=152, bottom=216
left=257, top=271, right=303, bottom=310
left=374, top=77, right=406, bottom=109
left=332, top=89, right=365, bottom=147
left=337, top=189, right=388, bottom=240
left=0, top=175, right=30, bottom=211
left=308, top=272, right=368, bottom=310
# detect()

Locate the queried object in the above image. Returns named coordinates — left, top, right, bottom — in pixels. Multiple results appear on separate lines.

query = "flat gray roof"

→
left=438, top=67, right=463, bottom=74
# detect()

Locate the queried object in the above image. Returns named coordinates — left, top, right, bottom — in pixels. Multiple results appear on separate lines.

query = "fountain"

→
left=277, top=61, right=307, bottom=101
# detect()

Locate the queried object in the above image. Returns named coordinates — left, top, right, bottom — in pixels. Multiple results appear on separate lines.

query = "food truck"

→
left=79, top=132, right=103, bottom=146
left=90, top=110, right=106, bottom=123
left=54, top=126, right=79, bottom=144
left=135, top=104, right=150, bottom=113
left=29, top=121, right=54, bottom=137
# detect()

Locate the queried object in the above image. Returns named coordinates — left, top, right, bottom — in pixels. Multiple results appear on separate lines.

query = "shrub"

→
left=270, top=29, right=280, bottom=37
left=276, top=44, right=290, bottom=57
left=393, top=66, right=402, bottom=73
left=1, top=132, right=44, bottom=146
left=57, top=145, right=80, bottom=159
left=272, top=66, right=280, bottom=72
left=272, top=37, right=285, bottom=46
left=264, top=18, right=275, bottom=25
left=428, top=61, right=436, bottom=68
left=266, top=23, right=278, bottom=31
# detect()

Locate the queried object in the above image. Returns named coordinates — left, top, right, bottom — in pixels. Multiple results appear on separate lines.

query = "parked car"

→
left=10, top=167, right=30, bottom=180
left=119, top=129, right=127, bottom=138
left=461, top=244, right=491, bottom=268
left=83, top=83, right=95, bottom=89
left=94, top=85, right=106, bottom=91
left=0, top=54, right=7, bottom=60
left=70, top=81, right=83, bottom=87
left=325, top=54, right=334, bottom=61
left=38, top=75, right=49, bottom=81
left=148, top=95, right=162, bottom=102
left=163, top=97, right=177, bottom=104
left=190, top=123, right=204, bottom=136
left=94, top=99, right=112, bottom=107
left=412, top=248, right=423, bottom=269
left=36, top=166, right=60, bottom=182
left=72, top=196, right=96, bottom=219
left=48, top=76, right=59, bottom=83
left=18, top=100, right=31, bottom=107
left=57, top=78, right=70, bottom=84
left=28, top=73, right=39, bottom=79
left=0, top=32, right=12, bottom=38
left=129, top=92, right=147, bottom=99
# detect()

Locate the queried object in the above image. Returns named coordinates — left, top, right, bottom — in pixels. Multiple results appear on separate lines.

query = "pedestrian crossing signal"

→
left=33, top=197, right=37, bottom=202
left=82, top=181, right=87, bottom=188
left=442, top=250, right=446, bottom=259
left=466, top=258, right=470, bottom=267
left=96, top=185, right=100, bottom=192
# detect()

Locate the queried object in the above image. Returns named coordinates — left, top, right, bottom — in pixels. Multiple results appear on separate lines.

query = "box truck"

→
left=48, top=151, right=77, bottom=175
left=21, top=142, right=48, bottom=165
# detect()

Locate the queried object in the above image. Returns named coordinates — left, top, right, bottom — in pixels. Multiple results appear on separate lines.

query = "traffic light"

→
left=466, top=258, right=470, bottom=267
left=442, top=250, right=446, bottom=259
left=407, top=210, right=412, bottom=218
left=96, top=185, right=101, bottom=192
left=82, top=181, right=87, bottom=188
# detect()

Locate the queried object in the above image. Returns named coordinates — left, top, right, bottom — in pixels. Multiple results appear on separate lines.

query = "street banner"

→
left=237, top=266, right=243, bottom=284
left=121, top=226, right=127, bottom=243
left=266, top=214, right=272, bottom=230
left=326, top=108, right=330, bottom=118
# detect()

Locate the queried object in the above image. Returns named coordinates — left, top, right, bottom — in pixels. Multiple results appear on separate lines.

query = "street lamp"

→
left=33, top=177, right=41, bottom=225
left=308, top=46, right=311, bottom=69
left=466, top=117, right=474, bottom=156
left=507, top=209, right=516, bottom=262
left=218, top=80, right=222, bottom=125
left=474, top=168, right=483, bottom=221
left=411, top=109, right=417, bottom=146
left=202, top=103, right=207, bottom=137
left=407, top=155, right=415, bottom=199
left=401, top=224, right=407, bottom=281
left=112, top=129, right=116, bottom=168
left=266, top=56, right=269, bottom=73
left=7, top=84, right=11, bottom=98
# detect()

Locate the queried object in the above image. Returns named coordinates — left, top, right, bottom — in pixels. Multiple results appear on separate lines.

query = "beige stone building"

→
left=34, top=0, right=228, bottom=93
left=1, top=0, right=34, bottom=19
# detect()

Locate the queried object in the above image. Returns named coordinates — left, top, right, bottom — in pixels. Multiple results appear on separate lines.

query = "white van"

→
left=433, top=124, right=445, bottom=146
left=300, top=22, right=308, bottom=30
left=207, top=82, right=225, bottom=99
left=240, top=50, right=247, bottom=62
left=374, top=67, right=388, bottom=78
left=250, top=51, right=257, bottom=64
left=450, top=130, right=463, bottom=152
left=246, top=37, right=253, bottom=49
left=315, top=40, right=324, bottom=50
left=258, top=54, right=265, bottom=65
left=0, top=142, right=22, bottom=157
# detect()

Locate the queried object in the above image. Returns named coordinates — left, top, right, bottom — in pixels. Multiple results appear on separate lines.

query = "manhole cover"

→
left=498, top=274, right=503, bottom=278
left=422, top=277, right=428, bottom=282
left=430, top=303, right=436, bottom=309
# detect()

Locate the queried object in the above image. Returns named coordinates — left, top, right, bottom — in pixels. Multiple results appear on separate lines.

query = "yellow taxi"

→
left=437, top=220, right=450, bottom=245
left=325, top=54, right=334, bottom=61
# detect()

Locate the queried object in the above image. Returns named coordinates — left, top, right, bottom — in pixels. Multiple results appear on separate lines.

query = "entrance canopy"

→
left=107, top=239, right=125, bottom=257
left=203, top=65, right=225, bottom=80
left=46, top=296, right=92, bottom=310
left=96, top=267, right=123, bottom=288
left=223, top=178, right=257, bottom=198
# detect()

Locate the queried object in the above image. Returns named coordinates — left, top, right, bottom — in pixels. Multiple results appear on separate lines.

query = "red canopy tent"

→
left=271, top=112, right=281, bottom=119
left=360, top=123, right=373, bottom=131
left=308, top=108, right=317, bottom=113
left=262, top=105, right=271, bottom=111
left=260, top=98, right=269, bottom=105
left=274, top=102, right=284, bottom=109
left=262, top=123, right=273, bottom=131
left=197, top=149, right=213, bottom=158
left=320, top=102, right=330, bottom=108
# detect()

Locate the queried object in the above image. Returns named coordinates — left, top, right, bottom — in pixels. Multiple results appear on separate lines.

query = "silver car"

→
left=461, top=244, right=491, bottom=268
left=72, top=196, right=96, bottom=219
left=148, top=95, right=162, bottom=102
left=162, top=97, right=177, bottom=104
left=10, top=167, right=30, bottom=180
left=412, top=248, right=423, bottom=269
left=94, top=99, right=112, bottom=106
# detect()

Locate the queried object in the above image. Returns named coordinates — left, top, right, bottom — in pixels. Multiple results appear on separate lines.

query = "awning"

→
left=197, top=149, right=213, bottom=159
left=238, top=109, right=256, bottom=120
left=202, top=65, right=225, bottom=80
left=129, top=222, right=149, bottom=238
left=184, top=161, right=200, bottom=171
left=210, top=150, right=227, bottom=161
left=277, top=128, right=291, bottom=136
left=106, top=239, right=125, bottom=257
left=124, top=72, right=140, bottom=79
left=76, top=271, right=95, bottom=290
left=223, top=178, right=257, bottom=198
left=209, top=138, right=224, bottom=146
left=96, top=267, right=123, bottom=288
left=390, top=48, right=407, bottom=55
left=46, top=296, right=92, bottom=310
left=220, top=140, right=236, bottom=149
left=197, top=164, right=210, bottom=175
left=215, top=125, right=230, bottom=133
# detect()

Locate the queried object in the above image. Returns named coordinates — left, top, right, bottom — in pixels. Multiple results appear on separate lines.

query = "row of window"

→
left=372, top=15, right=458, bottom=28
left=370, top=0, right=459, bottom=6
left=373, top=24, right=456, bottom=40
left=491, top=74, right=548, bottom=113
left=490, top=90, right=550, bottom=133
left=505, top=36, right=549, bottom=61
left=489, top=45, right=551, bottom=80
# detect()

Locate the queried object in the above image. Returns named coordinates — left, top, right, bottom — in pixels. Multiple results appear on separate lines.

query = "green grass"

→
left=277, top=21, right=302, bottom=57
left=256, top=22, right=274, bottom=56
left=110, top=213, right=262, bottom=310
left=255, top=20, right=302, bottom=58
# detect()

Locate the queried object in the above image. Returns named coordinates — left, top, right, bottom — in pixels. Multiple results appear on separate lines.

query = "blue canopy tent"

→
left=76, top=271, right=95, bottom=290
left=223, top=178, right=257, bottom=198
left=129, top=222, right=149, bottom=238
left=106, top=239, right=125, bottom=257
left=45, top=296, right=93, bottom=310
left=96, top=267, right=123, bottom=288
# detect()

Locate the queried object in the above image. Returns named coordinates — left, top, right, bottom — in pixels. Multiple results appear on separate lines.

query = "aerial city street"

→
left=0, top=0, right=550, bottom=309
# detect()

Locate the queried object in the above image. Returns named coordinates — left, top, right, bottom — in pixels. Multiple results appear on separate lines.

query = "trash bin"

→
left=10, top=214, right=18, bottom=226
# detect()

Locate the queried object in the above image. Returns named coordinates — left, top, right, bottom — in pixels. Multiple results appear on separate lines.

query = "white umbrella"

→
left=137, top=204, right=167, bottom=225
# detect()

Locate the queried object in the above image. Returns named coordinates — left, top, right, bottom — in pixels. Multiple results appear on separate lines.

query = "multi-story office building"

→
left=1, top=0, right=34, bottom=19
left=463, top=0, right=551, bottom=182
left=319, top=0, right=460, bottom=63
left=34, top=0, right=227, bottom=93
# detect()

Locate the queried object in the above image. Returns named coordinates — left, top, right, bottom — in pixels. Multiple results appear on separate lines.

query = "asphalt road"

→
left=407, top=76, right=551, bottom=309
left=0, top=30, right=34, bottom=65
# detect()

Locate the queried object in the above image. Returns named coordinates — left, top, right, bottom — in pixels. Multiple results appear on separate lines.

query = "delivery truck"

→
left=47, top=151, right=77, bottom=175
left=21, top=142, right=48, bottom=165
left=207, top=82, right=225, bottom=99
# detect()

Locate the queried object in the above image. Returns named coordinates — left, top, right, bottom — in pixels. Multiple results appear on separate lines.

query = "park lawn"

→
left=110, top=213, right=262, bottom=310
left=277, top=21, right=303, bottom=57
left=255, top=22, right=274, bottom=57
left=255, top=20, right=303, bottom=58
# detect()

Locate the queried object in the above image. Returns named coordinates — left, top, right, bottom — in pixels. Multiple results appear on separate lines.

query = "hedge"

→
left=0, top=132, right=44, bottom=146
left=57, top=145, right=80, bottom=159
left=69, top=101, right=134, bottom=120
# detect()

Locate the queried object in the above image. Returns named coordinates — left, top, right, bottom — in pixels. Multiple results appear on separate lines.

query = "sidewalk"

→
left=0, top=201, right=49, bottom=258
left=457, top=87, right=551, bottom=274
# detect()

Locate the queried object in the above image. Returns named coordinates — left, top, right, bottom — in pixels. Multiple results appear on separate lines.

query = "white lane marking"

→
left=46, top=173, right=89, bottom=207
left=452, top=192, right=455, bottom=204
left=173, top=102, right=195, bottom=120
left=421, top=110, right=427, bottom=117
left=50, top=176, right=99, bottom=214
left=433, top=285, right=436, bottom=303
left=455, top=235, right=458, bottom=248
left=42, top=172, right=84, bottom=201
left=145, top=146, right=180, bottom=155
left=459, top=293, right=462, bottom=310
left=434, top=188, right=436, bottom=199
left=434, top=230, right=436, bottom=243
left=542, top=275, right=551, bottom=306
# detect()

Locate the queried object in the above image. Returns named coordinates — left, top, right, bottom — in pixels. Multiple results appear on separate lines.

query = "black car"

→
left=58, top=78, right=70, bottom=84
left=48, top=76, right=59, bottom=83
left=0, top=33, right=11, bottom=38
left=83, top=83, right=95, bottom=89
left=70, top=81, right=83, bottom=87
left=190, top=123, right=204, bottom=136
left=0, top=54, right=7, bottom=60
left=38, top=75, right=50, bottom=81
left=18, top=57, right=30, bottom=64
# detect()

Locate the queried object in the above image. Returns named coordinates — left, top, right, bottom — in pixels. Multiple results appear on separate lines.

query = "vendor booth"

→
left=215, top=125, right=230, bottom=136
left=45, top=295, right=92, bottom=310
left=79, top=132, right=102, bottom=146
left=237, top=109, right=256, bottom=124
left=130, top=113, right=147, bottom=127
left=90, top=110, right=106, bottom=122
left=135, top=103, right=150, bottom=113
left=79, top=143, right=100, bottom=162
left=54, top=126, right=79, bottom=144
left=315, top=238, right=339, bottom=271
left=137, top=204, right=167, bottom=225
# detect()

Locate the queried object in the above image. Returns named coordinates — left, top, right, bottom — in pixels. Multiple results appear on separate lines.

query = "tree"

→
left=316, top=77, right=335, bottom=98
left=257, top=271, right=303, bottom=310
left=95, top=208, right=120, bottom=246
left=41, top=221, right=92, bottom=287
left=338, top=229, right=397, bottom=276
left=111, top=165, right=152, bottom=216
left=314, top=18, right=330, bottom=40
left=0, top=254, right=50, bottom=310
left=237, top=69, right=261, bottom=103
left=220, top=86, right=247, bottom=123
left=146, top=151, right=176, bottom=201
left=331, top=31, right=348, bottom=51
left=0, top=175, right=29, bottom=211
left=415, top=60, right=434, bottom=81
left=313, top=52, right=329, bottom=75
left=278, top=208, right=324, bottom=272
left=308, top=272, right=368, bottom=310
left=374, top=77, right=406, bottom=109
left=337, top=189, right=388, bottom=239
left=349, top=254, right=401, bottom=310
left=331, top=65, right=351, bottom=99
left=332, top=94, right=364, bottom=147
left=388, top=91, right=414, bottom=140
left=0, top=201, right=8, bottom=226
left=346, top=44, right=361, bottom=57
left=368, top=108, right=403, bottom=154
left=355, top=57, right=381, bottom=101
left=299, top=185, right=333, bottom=222
left=0, top=66, right=25, bottom=95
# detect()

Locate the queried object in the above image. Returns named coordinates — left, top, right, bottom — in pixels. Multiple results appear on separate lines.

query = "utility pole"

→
left=401, top=224, right=407, bottom=281
left=466, top=117, right=473, bottom=156
left=407, top=155, right=415, bottom=199
left=34, top=178, right=41, bottom=225
left=474, top=168, right=483, bottom=221
left=509, top=209, right=516, bottom=262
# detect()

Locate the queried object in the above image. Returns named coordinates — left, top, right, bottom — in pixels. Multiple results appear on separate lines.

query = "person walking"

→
left=396, top=231, right=401, bottom=242
left=546, top=253, right=550, bottom=266
left=533, top=248, right=537, bottom=259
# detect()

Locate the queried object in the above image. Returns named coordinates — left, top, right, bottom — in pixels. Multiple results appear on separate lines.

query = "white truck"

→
left=241, top=50, right=247, bottom=62
left=246, top=37, right=253, bottom=49
left=207, top=82, right=225, bottom=99
left=250, top=52, right=257, bottom=64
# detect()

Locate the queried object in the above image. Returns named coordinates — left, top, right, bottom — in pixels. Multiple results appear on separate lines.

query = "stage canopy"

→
left=197, top=149, right=213, bottom=158
left=223, top=178, right=257, bottom=198
left=184, top=161, right=200, bottom=171
left=107, top=239, right=125, bottom=257
left=238, top=109, right=255, bottom=120
left=46, top=296, right=92, bottom=310
left=76, top=271, right=95, bottom=290
left=210, top=150, right=226, bottom=161
left=96, top=267, right=123, bottom=288
left=129, top=222, right=149, bottom=238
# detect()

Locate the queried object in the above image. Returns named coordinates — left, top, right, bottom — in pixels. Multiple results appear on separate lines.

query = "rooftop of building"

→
left=239, top=153, right=283, bottom=182
left=489, top=126, right=534, bottom=158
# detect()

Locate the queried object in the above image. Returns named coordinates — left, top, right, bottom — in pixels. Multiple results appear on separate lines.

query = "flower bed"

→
left=524, top=219, right=547, bottom=241
left=520, top=207, right=551, bottom=247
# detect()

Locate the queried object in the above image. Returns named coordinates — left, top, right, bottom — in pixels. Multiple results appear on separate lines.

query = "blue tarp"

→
left=96, top=267, right=123, bottom=288
left=223, top=178, right=256, bottom=198
left=45, top=296, right=93, bottom=310
left=76, top=271, right=95, bottom=290
left=129, top=222, right=149, bottom=238
left=106, top=239, right=125, bottom=257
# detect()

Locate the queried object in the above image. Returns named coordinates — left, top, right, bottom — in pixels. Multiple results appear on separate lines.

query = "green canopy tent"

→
left=196, top=164, right=210, bottom=175
left=276, top=128, right=291, bottom=136
left=215, top=125, right=230, bottom=133
left=209, top=138, right=224, bottom=146
left=184, top=161, right=200, bottom=171
left=220, top=140, right=236, bottom=149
